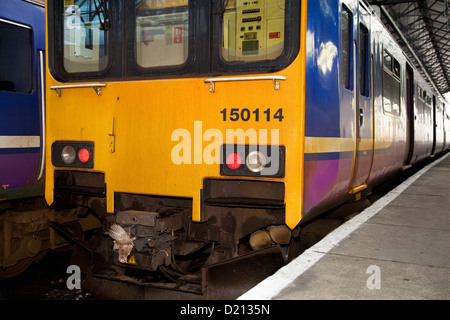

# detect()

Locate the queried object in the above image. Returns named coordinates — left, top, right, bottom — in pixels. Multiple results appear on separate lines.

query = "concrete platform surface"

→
left=239, top=153, right=450, bottom=300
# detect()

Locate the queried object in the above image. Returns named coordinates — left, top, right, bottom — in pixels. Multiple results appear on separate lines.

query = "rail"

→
left=204, top=75, right=286, bottom=93
left=50, top=83, right=106, bottom=97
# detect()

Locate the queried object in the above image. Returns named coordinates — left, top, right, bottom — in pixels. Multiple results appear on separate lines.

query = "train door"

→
left=404, top=63, right=415, bottom=166
left=0, top=14, right=44, bottom=199
left=431, top=96, right=445, bottom=156
left=348, top=1, right=373, bottom=194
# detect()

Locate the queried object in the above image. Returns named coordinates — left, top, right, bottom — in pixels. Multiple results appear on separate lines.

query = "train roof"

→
left=368, top=1, right=450, bottom=103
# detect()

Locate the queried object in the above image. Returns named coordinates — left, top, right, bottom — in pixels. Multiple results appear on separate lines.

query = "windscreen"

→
left=221, top=0, right=286, bottom=62
left=62, top=0, right=109, bottom=73
left=135, top=0, right=189, bottom=68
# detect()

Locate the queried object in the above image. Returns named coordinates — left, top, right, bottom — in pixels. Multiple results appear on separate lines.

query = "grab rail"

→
left=204, top=75, right=286, bottom=93
left=50, top=83, right=106, bottom=97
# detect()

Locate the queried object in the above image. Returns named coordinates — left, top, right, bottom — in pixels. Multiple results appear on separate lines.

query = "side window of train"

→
left=62, top=0, right=110, bottom=73
left=0, top=19, right=33, bottom=93
left=341, top=5, right=352, bottom=90
left=418, top=86, right=432, bottom=125
left=382, top=49, right=401, bottom=116
left=135, top=0, right=190, bottom=68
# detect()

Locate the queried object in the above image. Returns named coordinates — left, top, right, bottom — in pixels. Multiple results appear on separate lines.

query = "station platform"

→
left=239, top=153, right=450, bottom=300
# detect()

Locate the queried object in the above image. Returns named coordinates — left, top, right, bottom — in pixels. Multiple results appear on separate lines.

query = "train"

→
left=43, top=0, right=449, bottom=293
left=0, top=0, right=47, bottom=277
left=0, top=0, right=101, bottom=278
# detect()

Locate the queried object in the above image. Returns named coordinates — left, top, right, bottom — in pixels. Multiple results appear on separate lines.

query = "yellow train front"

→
left=45, top=0, right=448, bottom=293
left=46, top=0, right=306, bottom=291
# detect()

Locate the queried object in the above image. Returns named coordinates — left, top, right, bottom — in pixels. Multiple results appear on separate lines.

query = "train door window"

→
left=382, top=49, right=401, bottom=116
left=220, top=0, right=286, bottom=62
left=418, top=86, right=425, bottom=123
left=425, top=92, right=432, bottom=126
left=62, top=0, right=110, bottom=73
left=359, top=23, right=369, bottom=96
left=341, top=5, right=352, bottom=90
left=135, top=0, right=190, bottom=68
left=0, top=19, right=32, bottom=93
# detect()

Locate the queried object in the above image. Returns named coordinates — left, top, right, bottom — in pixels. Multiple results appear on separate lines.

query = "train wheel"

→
left=0, top=251, right=46, bottom=279
left=0, top=258, right=33, bottom=278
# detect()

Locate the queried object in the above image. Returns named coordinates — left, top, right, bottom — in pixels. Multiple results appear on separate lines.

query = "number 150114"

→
left=220, top=108, right=284, bottom=122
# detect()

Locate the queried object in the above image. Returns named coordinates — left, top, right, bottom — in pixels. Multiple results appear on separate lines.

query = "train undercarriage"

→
left=0, top=197, right=101, bottom=278
left=46, top=170, right=303, bottom=294
left=99, top=207, right=297, bottom=294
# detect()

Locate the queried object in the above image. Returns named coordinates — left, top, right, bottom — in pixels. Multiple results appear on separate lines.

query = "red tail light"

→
left=78, top=148, right=90, bottom=163
left=226, top=153, right=242, bottom=170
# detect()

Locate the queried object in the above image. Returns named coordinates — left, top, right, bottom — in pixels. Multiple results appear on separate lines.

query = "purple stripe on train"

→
left=0, top=153, right=43, bottom=191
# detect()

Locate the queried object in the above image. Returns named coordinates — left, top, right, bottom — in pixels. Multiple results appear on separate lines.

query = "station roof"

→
left=368, top=0, right=450, bottom=100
